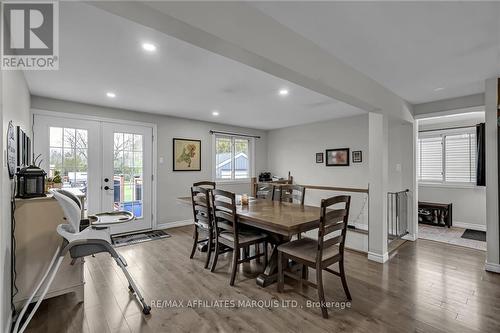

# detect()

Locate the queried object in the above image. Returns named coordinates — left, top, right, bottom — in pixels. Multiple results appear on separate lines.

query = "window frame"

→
left=212, top=134, right=255, bottom=183
left=418, top=127, right=477, bottom=187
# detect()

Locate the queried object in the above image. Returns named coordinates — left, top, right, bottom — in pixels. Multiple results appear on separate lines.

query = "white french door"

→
left=33, top=115, right=101, bottom=213
left=33, top=114, right=154, bottom=235
left=101, top=123, right=152, bottom=234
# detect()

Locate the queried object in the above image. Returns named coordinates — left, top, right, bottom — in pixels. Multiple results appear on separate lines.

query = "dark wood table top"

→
left=177, top=197, right=321, bottom=236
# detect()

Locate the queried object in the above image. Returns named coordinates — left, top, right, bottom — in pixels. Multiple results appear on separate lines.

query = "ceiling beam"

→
left=90, top=1, right=413, bottom=122
left=413, top=93, right=484, bottom=117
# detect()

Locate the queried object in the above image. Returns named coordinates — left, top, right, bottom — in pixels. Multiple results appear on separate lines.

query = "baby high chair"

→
left=13, top=189, right=151, bottom=333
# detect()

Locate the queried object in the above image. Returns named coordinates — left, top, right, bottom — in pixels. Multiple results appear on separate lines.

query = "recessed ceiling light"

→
left=212, top=110, right=220, bottom=116
left=106, top=92, right=116, bottom=98
left=142, top=43, right=157, bottom=52
left=434, top=87, right=445, bottom=91
left=279, top=89, right=289, bottom=96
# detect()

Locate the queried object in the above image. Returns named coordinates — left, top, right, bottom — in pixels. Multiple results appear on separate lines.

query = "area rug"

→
left=418, top=224, right=486, bottom=251
left=461, top=229, right=486, bottom=242
left=112, top=230, right=170, bottom=247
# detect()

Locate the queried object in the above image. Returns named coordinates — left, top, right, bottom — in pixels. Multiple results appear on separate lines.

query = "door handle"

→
left=104, top=186, right=112, bottom=191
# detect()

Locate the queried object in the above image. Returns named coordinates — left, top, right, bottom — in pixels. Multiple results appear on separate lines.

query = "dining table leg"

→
left=256, top=234, right=290, bottom=287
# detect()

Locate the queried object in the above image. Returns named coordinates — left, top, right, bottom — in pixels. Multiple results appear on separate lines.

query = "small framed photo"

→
left=316, top=152, right=324, bottom=163
left=352, top=150, right=362, bottom=163
left=173, top=138, right=201, bottom=171
left=325, top=148, right=350, bottom=166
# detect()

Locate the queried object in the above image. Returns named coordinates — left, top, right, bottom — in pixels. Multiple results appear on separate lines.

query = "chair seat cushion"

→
left=278, top=238, right=340, bottom=263
left=219, top=230, right=267, bottom=244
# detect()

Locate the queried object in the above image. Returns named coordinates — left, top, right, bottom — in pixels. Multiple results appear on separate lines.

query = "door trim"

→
left=31, top=108, right=158, bottom=231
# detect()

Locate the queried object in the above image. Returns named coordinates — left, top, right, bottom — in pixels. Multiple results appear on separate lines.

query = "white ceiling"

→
left=253, top=1, right=500, bottom=104
left=24, top=2, right=365, bottom=130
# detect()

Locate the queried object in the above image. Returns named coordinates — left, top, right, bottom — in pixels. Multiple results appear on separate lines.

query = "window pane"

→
left=124, top=151, right=134, bottom=168
left=123, top=133, right=134, bottom=151
left=49, top=127, right=62, bottom=147
left=75, top=149, right=88, bottom=172
left=133, top=134, right=143, bottom=152
left=63, top=148, right=75, bottom=168
left=445, top=133, right=476, bottom=183
left=216, top=137, right=232, bottom=179
left=76, top=129, right=88, bottom=148
left=49, top=148, right=62, bottom=177
left=419, top=137, right=442, bottom=182
left=63, top=128, right=76, bottom=148
left=114, top=150, right=124, bottom=172
left=113, top=132, right=143, bottom=218
left=234, top=138, right=249, bottom=179
left=114, top=133, right=124, bottom=151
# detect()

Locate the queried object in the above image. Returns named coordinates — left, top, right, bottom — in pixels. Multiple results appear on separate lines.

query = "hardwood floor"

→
left=25, top=226, right=500, bottom=333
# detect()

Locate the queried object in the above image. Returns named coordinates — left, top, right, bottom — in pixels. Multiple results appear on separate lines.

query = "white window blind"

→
left=418, top=137, right=443, bottom=182
left=418, top=129, right=476, bottom=185
left=445, top=133, right=476, bottom=183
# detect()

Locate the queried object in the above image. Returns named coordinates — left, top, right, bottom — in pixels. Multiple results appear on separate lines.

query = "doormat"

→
left=112, top=230, right=170, bottom=247
left=461, top=229, right=486, bottom=242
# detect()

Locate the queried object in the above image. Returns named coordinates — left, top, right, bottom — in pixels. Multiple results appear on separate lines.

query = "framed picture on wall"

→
left=316, top=152, right=324, bottom=163
left=352, top=150, right=362, bottom=163
left=325, top=148, right=350, bottom=166
left=16, top=126, right=29, bottom=168
left=173, top=138, right=201, bottom=171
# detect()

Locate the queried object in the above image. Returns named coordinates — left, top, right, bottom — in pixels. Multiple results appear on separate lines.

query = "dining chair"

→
left=277, top=195, right=352, bottom=319
left=279, top=184, right=306, bottom=242
left=189, top=186, right=215, bottom=269
left=193, top=181, right=216, bottom=189
left=210, top=189, right=269, bottom=286
left=255, top=184, right=276, bottom=200
left=279, top=184, right=306, bottom=205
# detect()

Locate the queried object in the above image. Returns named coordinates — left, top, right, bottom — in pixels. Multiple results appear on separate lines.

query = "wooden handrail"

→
left=251, top=177, right=369, bottom=195
left=301, top=184, right=369, bottom=194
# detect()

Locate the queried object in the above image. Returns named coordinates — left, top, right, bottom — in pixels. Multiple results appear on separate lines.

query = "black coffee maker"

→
left=16, top=165, right=47, bottom=198
left=259, top=172, right=272, bottom=182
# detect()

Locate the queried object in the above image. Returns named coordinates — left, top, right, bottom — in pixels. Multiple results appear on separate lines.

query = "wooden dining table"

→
left=177, top=197, right=322, bottom=287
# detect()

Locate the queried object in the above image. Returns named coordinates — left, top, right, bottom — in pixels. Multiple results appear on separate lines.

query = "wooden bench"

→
left=418, top=201, right=453, bottom=228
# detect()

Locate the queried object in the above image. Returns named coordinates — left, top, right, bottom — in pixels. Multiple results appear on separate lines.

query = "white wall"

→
left=1, top=71, right=31, bottom=332
left=417, top=112, right=486, bottom=230
left=267, top=114, right=369, bottom=189
left=418, top=185, right=486, bottom=230
left=266, top=114, right=370, bottom=251
left=485, top=78, right=499, bottom=272
left=388, top=118, right=414, bottom=192
left=30, top=96, right=267, bottom=226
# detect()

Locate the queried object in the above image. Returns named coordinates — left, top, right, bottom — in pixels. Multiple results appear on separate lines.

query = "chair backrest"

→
left=193, top=181, right=216, bottom=189
left=52, top=189, right=83, bottom=233
left=211, top=189, right=238, bottom=241
left=255, top=184, right=275, bottom=200
left=279, top=185, right=305, bottom=205
left=190, top=186, right=213, bottom=229
left=317, top=195, right=351, bottom=263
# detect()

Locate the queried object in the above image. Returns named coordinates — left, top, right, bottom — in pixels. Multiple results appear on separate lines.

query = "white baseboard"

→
left=485, top=261, right=500, bottom=273
left=350, top=222, right=368, bottom=231
left=453, top=221, right=486, bottom=232
left=367, top=251, right=389, bottom=263
left=156, top=219, right=193, bottom=230
left=402, top=233, right=417, bottom=241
